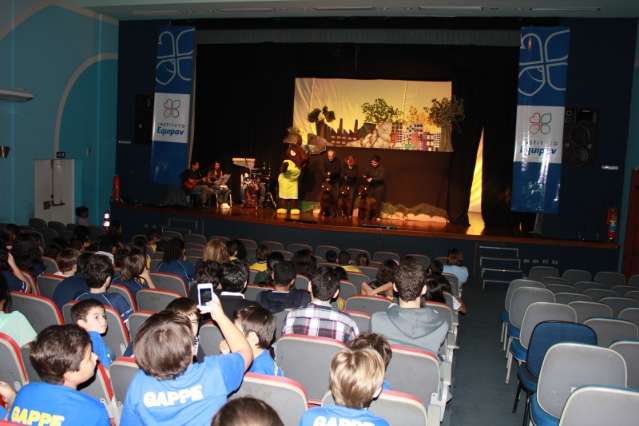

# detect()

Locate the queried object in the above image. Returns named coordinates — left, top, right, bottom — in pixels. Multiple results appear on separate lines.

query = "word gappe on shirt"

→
left=11, top=406, right=64, bottom=426
left=312, top=417, right=376, bottom=426
left=142, top=385, right=204, bottom=407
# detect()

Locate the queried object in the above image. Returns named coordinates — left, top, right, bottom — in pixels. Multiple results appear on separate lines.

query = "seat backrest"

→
left=555, top=292, right=592, bottom=304
left=345, top=248, right=371, bottom=261
left=10, top=292, right=63, bottom=333
left=321, top=389, right=428, bottom=426
left=520, top=303, right=577, bottom=348
left=21, top=344, right=40, bottom=383
left=405, top=254, right=431, bottom=269
left=149, top=272, right=188, bottom=296
left=41, top=257, right=59, bottom=274
left=0, top=333, right=28, bottom=390
left=344, top=296, right=392, bottom=316
left=136, top=288, right=180, bottom=312
left=574, top=281, right=608, bottom=292
left=128, top=311, right=153, bottom=343
left=568, top=301, right=614, bottom=323
left=345, top=273, right=367, bottom=292
left=594, top=271, right=626, bottom=287
left=504, top=279, right=545, bottom=311
left=386, top=344, right=440, bottom=406
left=343, top=309, right=371, bottom=333
left=47, top=221, right=65, bottom=232
left=339, top=281, right=358, bottom=300
left=559, top=386, right=639, bottom=426
left=561, top=269, right=592, bottom=283
left=508, top=287, right=555, bottom=329
left=77, top=363, right=117, bottom=419
left=609, top=340, right=639, bottom=388
left=315, top=245, right=340, bottom=259
left=599, top=297, right=639, bottom=317
left=294, top=275, right=310, bottom=291
left=28, top=218, right=47, bottom=229
left=110, top=284, right=137, bottom=311
left=372, top=251, right=400, bottom=263
left=275, top=250, right=294, bottom=261
left=199, top=323, right=224, bottom=356
left=274, top=335, right=345, bottom=403
left=184, top=234, right=207, bottom=245
left=245, top=285, right=266, bottom=302
left=541, top=276, right=572, bottom=286
left=238, top=238, right=258, bottom=250
left=583, top=288, right=618, bottom=301
left=273, top=310, right=288, bottom=339
left=612, top=285, right=636, bottom=297
left=161, top=230, right=182, bottom=240
left=442, top=272, right=460, bottom=297
left=618, top=307, right=639, bottom=328
left=261, top=240, right=285, bottom=251
left=287, top=243, right=313, bottom=253
left=104, top=306, right=131, bottom=357
left=109, top=356, right=139, bottom=404
left=36, top=274, right=64, bottom=300
left=359, top=266, right=378, bottom=280
left=525, top=322, right=597, bottom=379
left=62, top=301, right=76, bottom=324
left=528, top=266, right=559, bottom=281
left=583, top=318, right=639, bottom=347
left=545, top=284, right=576, bottom=294
left=537, top=343, right=627, bottom=419
left=625, top=290, right=639, bottom=302
left=232, top=373, right=308, bottom=426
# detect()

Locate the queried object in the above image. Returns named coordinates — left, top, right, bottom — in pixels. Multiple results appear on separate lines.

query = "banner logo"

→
left=518, top=29, right=569, bottom=97
left=163, top=98, right=181, bottom=119
left=529, top=112, right=551, bottom=135
left=156, top=28, right=195, bottom=87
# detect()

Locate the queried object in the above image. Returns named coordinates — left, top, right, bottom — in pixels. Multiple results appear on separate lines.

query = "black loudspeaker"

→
left=563, top=107, right=598, bottom=166
left=134, top=94, right=154, bottom=144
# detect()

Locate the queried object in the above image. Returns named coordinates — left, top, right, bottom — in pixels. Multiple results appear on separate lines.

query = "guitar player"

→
left=181, top=161, right=215, bottom=206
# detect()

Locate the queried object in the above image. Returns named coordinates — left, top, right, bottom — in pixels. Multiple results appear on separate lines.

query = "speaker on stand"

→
left=563, top=107, right=598, bottom=167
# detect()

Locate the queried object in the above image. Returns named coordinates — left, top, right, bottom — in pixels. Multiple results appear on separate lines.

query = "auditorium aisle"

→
left=442, top=278, right=519, bottom=426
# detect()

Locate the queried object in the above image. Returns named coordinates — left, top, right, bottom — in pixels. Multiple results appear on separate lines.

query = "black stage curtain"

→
left=193, top=43, right=530, bottom=226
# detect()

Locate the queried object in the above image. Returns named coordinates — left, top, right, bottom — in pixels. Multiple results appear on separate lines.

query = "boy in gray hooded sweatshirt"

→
left=371, top=259, right=449, bottom=354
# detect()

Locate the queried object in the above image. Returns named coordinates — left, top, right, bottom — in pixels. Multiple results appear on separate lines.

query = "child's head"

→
left=226, top=239, right=246, bottom=260
left=220, top=261, right=248, bottom=293
left=310, top=266, right=340, bottom=301
left=348, top=333, right=392, bottom=370
left=71, top=299, right=107, bottom=335
left=333, top=266, right=347, bottom=282
left=121, top=252, right=146, bottom=280
left=163, top=237, right=186, bottom=263
left=330, top=347, right=384, bottom=409
left=203, top=239, right=229, bottom=263
left=84, top=254, right=114, bottom=290
left=395, top=260, right=426, bottom=302
left=428, top=259, right=443, bottom=276
left=256, top=244, right=271, bottom=262
left=356, top=253, right=369, bottom=266
left=447, top=248, right=464, bottom=266
left=374, top=260, right=398, bottom=287
left=266, top=251, right=284, bottom=271
left=425, top=275, right=451, bottom=304
left=56, top=248, right=80, bottom=275
left=134, top=311, right=194, bottom=379
left=272, top=260, right=295, bottom=288
left=233, top=305, right=275, bottom=351
left=211, top=397, right=283, bottom=426
left=165, top=297, right=199, bottom=336
left=337, top=251, right=351, bottom=266
left=324, top=250, right=337, bottom=264
left=30, top=325, right=97, bottom=387
left=114, top=246, right=131, bottom=270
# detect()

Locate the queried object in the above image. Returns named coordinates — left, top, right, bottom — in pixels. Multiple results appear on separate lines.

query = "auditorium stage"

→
left=112, top=203, right=620, bottom=279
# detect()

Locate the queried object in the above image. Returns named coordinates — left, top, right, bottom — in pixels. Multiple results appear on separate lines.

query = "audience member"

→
left=299, top=347, right=388, bottom=426
left=0, top=273, right=36, bottom=346
left=356, top=253, right=370, bottom=267
left=226, top=239, right=247, bottom=262
left=211, top=397, right=283, bottom=426
left=157, top=237, right=195, bottom=286
left=282, top=266, right=358, bottom=343
left=292, top=249, right=316, bottom=278
left=349, top=333, right=392, bottom=390
left=257, top=260, right=310, bottom=313
left=443, top=248, right=468, bottom=287
left=371, top=260, right=449, bottom=353
left=165, top=297, right=201, bottom=355
left=75, top=254, right=133, bottom=322
left=219, top=261, right=260, bottom=318
left=324, top=250, right=338, bottom=264
left=202, top=239, right=230, bottom=264
left=75, top=206, right=90, bottom=226
left=93, top=235, right=117, bottom=264
left=71, top=299, right=113, bottom=368
left=146, top=230, right=161, bottom=254
left=253, top=251, right=284, bottom=286
left=54, top=248, right=80, bottom=278
left=249, top=244, right=271, bottom=272
left=0, top=245, right=32, bottom=293
left=121, top=303, right=252, bottom=424
left=52, top=252, right=91, bottom=309
left=361, top=259, right=397, bottom=300
left=338, top=251, right=362, bottom=274
left=426, top=275, right=466, bottom=315
left=8, top=325, right=109, bottom=425
left=188, top=260, right=222, bottom=303
left=113, top=251, right=156, bottom=295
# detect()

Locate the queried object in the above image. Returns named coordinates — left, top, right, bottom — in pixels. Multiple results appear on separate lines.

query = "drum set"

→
left=233, top=158, right=277, bottom=209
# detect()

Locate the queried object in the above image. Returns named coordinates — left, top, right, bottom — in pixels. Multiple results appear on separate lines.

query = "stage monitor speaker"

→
left=134, top=94, right=154, bottom=144
left=563, top=107, right=598, bottom=166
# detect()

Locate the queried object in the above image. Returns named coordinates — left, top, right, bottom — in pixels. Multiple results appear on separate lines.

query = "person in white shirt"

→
left=442, top=248, right=469, bottom=287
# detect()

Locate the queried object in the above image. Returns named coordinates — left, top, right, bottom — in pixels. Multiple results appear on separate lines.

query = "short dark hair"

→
left=272, top=261, right=295, bottom=286
left=56, top=248, right=80, bottom=273
left=163, top=237, right=185, bottom=263
left=211, top=397, right=283, bottom=426
left=84, top=254, right=114, bottom=288
left=71, top=299, right=104, bottom=324
left=447, top=248, right=463, bottom=266
left=371, top=155, right=380, bottom=162
left=266, top=251, right=284, bottom=270
left=195, top=260, right=221, bottom=286
left=220, top=261, right=248, bottom=292
left=165, top=297, right=198, bottom=317
left=256, top=244, right=271, bottom=262
left=121, top=252, right=146, bottom=280
left=356, top=253, right=369, bottom=266
left=233, top=305, right=275, bottom=349
left=114, top=246, right=131, bottom=269
left=76, top=252, right=93, bottom=276
left=395, top=261, right=425, bottom=302
left=96, top=235, right=116, bottom=253
left=349, top=333, right=392, bottom=368
left=325, top=250, right=337, bottom=263
left=226, top=239, right=247, bottom=261
left=375, top=260, right=398, bottom=286
left=30, top=325, right=91, bottom=384
left=337, top=251, right=351, bottom=265
left=310, top=266, right=340, bottom=301
left=134, top=311, right=193, bottom=379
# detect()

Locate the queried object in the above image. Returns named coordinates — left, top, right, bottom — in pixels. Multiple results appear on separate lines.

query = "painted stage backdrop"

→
left=293, top=78, right=454, bottom=152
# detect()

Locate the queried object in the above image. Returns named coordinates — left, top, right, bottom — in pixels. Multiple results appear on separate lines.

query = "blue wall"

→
left=0, top=1, right=118, bottom=225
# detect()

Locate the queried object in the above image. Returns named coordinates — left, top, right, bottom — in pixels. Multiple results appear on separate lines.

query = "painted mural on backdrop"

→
left=511, top=27, right=570, bottom=214
left=150, top=26, right=195, bottom=184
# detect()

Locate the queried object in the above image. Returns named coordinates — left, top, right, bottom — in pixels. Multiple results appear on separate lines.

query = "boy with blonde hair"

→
left=299, top=347, right=389, bottom=426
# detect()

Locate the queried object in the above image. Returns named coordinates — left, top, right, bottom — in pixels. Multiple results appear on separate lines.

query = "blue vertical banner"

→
left=150, top=26, right=195, bottom=184
left=512, top=27, right=570, bottom=213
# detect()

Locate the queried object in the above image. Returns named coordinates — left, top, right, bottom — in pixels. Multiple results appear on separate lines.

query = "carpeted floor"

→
left=441, top=279, right=523, bottom=426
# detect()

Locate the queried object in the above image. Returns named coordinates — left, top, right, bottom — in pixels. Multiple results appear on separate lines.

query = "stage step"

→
left=478, top=245, right=519, bottom=259
left=480, top=257, right=521, bottom=270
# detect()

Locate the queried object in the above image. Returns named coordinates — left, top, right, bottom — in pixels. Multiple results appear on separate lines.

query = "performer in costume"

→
left=341, top=155, right=359, bottom=216
left=364, top=155, right=385, bottom=220
left=321, top=150, right=341, bottom=214
left=277, top=128, right=306, bottom=216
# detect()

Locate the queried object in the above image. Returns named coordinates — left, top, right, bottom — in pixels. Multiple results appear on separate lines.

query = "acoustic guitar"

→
left=183, top=177, right=202, bottom=192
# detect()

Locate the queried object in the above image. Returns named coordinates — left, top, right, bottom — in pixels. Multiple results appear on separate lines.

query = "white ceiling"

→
left=68, top=0, right=639, bottom=20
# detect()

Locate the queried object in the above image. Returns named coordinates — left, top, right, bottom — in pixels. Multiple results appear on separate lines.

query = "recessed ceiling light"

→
left=529, top=7, right=601, bottom=12
left=217, top=7, right=277, bottom=13
left=131, top=9, right=180, bottom=16
left=418, top=6, right=484, bottom=11
left=313, top=6, right=376, bottom=11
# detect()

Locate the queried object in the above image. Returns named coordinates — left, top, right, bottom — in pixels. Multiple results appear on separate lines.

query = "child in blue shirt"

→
left=8, top=324, right=110, bottom=425
left=112, top=251, right=156, bottom=295
left=71, top=299, right=114, bottom=368
left=348, top=332, right=393, bottom=390
left=299, top=347, right=389, bottom=426
left=222, top=305, right=283, bottom=377
left=0, top=381, right=16, bottom=420
left=120, top=294, right=253, bottom=426
left=74, top=254, right=133, bottom=322
left=156, top=237, right=194, bottom=286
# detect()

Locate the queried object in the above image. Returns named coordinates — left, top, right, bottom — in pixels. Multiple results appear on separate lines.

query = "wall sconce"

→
left=0, top=146, right=10, bottom=159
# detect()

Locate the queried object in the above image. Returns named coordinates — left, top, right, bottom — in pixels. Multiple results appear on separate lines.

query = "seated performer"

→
left=340, top=155, right=359, bottom=216
left=181, top=161, right=215, bottom=207
left=364, top=155, right=385, bottom=220
left=207, top=161, right=232, bottom=207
